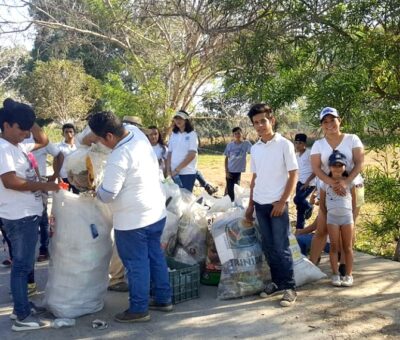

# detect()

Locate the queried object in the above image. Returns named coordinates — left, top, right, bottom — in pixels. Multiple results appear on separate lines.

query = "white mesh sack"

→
left=44, top=190, right=113, bottom=318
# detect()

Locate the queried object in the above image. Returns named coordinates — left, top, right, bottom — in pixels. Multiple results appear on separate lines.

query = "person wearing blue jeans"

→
left=0, top=98, right=59, bottom=331
left=293, top=133, right=316, bottom=229
left=244, top=103, right=298, bottom=307
left=167, top=110, right=198, bottom=193
left=89, top=111, right=171, bottom=323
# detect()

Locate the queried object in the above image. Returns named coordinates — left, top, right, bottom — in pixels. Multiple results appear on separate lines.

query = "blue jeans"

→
left=1, top=215, right=40, bottom=320
left=173, top=174, right=196, bottom=192
left=115, top=217, right=171, bottom=313
left=39, top=207, right=49, bottom=255
left=293, top=182, right=315, bottom=229
left=296, top=233, right=330, bottom=256
left=254, top=202, right=295, bottom=290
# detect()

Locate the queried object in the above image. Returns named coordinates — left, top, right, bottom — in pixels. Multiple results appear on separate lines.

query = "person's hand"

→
left=44, top=181, right=60, bottom=192
left=271, top=200, right=286, bottom=217
left=245, top=204, right=255, bottom=223
left=46, top=174, right=58, bottom=182
left=295, top=229, right=302, bottom=236
left=171, top=169, right=179, bottom=177
left=300, top=181, right=309, bottom=191
left=332, top=179, right=348, bottom=196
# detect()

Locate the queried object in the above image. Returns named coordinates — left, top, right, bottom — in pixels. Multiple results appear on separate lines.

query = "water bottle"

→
left=51, top=318, right=76, bottom=328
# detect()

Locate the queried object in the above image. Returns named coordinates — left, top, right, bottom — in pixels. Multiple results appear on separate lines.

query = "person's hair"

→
left=232, top=127, right=242, bottom=133
left=88, top=111, right=125, bottom=138
left=328, top=169, right=349, bottom=178
left=62, top=123, right=76, bottom=133
left=148, top=125, right=165, bottom=146
left=172, top=114, right=194, bottom=133
left=0, top=98, right=36, bottom=131
left=247, top=103, right=273, bottom=123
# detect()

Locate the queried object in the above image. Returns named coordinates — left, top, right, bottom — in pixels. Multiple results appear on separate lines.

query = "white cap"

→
left=319, top=107, right=339, bottom=121
left=173, top=110, right=189, bottom=120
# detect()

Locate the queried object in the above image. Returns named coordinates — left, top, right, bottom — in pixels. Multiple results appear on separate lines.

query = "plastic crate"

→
left=167, top=258, right=200, bottom=304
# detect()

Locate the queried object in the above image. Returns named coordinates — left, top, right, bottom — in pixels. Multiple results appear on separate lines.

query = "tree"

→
left=19, top=59, right=101, bottom=124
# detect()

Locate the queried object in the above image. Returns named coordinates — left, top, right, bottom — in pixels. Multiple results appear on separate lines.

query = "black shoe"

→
left=305, top=206, right=314, bottom=220
left=205, top=184, right=218, bottom=196
left=149, top=301, right=173, bottom=312
left=339, top=263, right=346, bottom=277
left=108, top=282, right=129, bottom=292
left=114, top=310, right=150, bottom=323
left=259, top=282, right=283, bottom=298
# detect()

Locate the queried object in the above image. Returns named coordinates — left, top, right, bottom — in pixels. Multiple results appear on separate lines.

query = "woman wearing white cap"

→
left=309, top=107, right=365, bottom=269
left=166, top=110, right=198, bottom=192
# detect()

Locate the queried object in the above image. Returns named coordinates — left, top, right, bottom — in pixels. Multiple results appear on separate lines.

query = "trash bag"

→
left=163, top=179, right=197, bottom=218
left=161, top=211, right=180, bottom=256
left=198, top=192, right=233, bottom=213
left=212, top=209, right=268, bottom=299
left=44, top=190, right=113, bottom=318
left=233, top=184, right=250, bottom=209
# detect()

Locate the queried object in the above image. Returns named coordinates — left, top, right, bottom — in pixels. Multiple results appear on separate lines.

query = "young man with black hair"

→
left=88, top=111, right=171, bottom=323
left=244, top=103, right=298, bottom=307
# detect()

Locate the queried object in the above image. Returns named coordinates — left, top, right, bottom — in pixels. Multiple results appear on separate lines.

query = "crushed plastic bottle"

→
left=51, top=318, right=76, bottom=328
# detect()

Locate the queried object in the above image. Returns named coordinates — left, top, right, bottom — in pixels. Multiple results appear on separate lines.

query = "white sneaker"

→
left=341, top=275, right=353, bottom=287
left=331, top=274, right=341, bottom=287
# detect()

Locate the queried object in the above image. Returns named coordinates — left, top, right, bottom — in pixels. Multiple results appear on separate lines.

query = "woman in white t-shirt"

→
left=0, top=98, right=59, bottom=331
left=309, top=107, right=364, bottom=265
left=166, top=110, right=198, bottom=192
left=147, top=126, right=168, bottom=177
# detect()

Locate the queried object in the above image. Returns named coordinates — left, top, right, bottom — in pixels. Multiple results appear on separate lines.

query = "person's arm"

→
left=301, top=173, right=316, bottom=190
left=295, top=217, right=318, bottom=235
left=351, top=185, right=357, bottom=221
left=30, top=123, right=49, bottom=151
left=245, top=173, right=256, bottom=222
left=171, top=151, right=196, bottom=177
left=224, top=156, right=232, bottom=179
left=319, top=189, right=327, bottom=216
left=1, top=172, right=59, bottom=192
left=271, top=169, right=298, bottom=217
left=96, top=162, right=127, bottom=203
left=166, top=151, right=172, bottom=177
left=49, top=152, right=64, bottom=182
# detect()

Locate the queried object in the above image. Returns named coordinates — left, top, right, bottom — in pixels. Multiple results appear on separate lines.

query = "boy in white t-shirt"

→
left=244, top=103, right=298, bottom=307
left=293, top=133, right=315, bottom=229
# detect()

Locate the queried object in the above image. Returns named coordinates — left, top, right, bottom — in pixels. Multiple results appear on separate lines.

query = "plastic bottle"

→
left=51, top=318, right=76, bottom=328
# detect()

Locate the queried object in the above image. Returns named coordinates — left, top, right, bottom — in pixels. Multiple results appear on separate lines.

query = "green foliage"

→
left=19, top=59, right=101, bottom=124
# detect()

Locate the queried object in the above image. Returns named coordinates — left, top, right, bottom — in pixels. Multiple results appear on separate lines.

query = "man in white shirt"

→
left=293, top=133, right=316, bottom=230
left=88, top=111, right=171, bottom=323
left=244, top=103, right=298, bottom=307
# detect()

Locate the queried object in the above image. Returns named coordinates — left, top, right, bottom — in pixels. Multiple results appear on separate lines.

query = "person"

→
left=295, top=215, right=330, bottom=257
left=309, top=107, right=364, bottom=274
left=195, top=170, right=218, bottom=196
left=88, top=111, right=171, bottom=322
left=293, top=133, right=316, bottom=229
left=224, top=127, right=252, bottom=201
left=56, top=123, right=79, bottom=194
left=320, top=150, right=356, bottom=287
left=166, top=110, right=198, bottom=192
left=0, top=98, right=59, bottom=331
left=244, top=103, right=298, bottom=307
left=147, top=125, right=168, bottom=177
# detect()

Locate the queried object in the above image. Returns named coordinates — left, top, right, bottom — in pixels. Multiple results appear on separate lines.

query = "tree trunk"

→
left=394, top=239, right=400, bottom=262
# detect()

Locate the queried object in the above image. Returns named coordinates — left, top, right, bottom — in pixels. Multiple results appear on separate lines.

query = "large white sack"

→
left=44, top=190, right=113, bottom=318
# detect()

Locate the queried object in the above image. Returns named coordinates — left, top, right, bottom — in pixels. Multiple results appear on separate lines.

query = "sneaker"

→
left=108, top=282, right=129, bottom=292
left=37, top=254, right=49, bottom=262
left=149, top=300, right=173, bottom=312
left=280, top=289, right=297, bottom=307
left=0, top=259, right=12, bottom=268
left=305, top=206, right=313, bottom=220
left=331, top=274, right=342, bottom=287
left=11, top=315, right=46, bottom=331
left=114, top=310, right=150, bottom=323
left=338, top=263, right=346, bottom=278
left=205, top=184, right=218, bottom=196
left=341, top=275, right=353, bottom=287
left=27, top=283, right=37, bottom=297
left=259, top=282, right=283, bottom=298
left=10, top=301, right=47, bottom=320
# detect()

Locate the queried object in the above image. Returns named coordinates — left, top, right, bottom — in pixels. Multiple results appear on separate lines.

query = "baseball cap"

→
left=122, top=116, right=143, bottom=126
left=328, top=150, right=347, bottom=166
left=319, top=107, right=339, bottom=121
left=173, top=110, right=189, bottom=120
left=294, top=133, right=307, bottom=143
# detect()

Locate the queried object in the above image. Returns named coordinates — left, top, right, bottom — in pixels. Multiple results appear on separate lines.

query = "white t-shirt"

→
left=310, top=134, right=363, bottom=185
left=296, top=148, right=315, bottom=185
left=57, top=141, right=77, bottom=178
left=100, top=125, right=166, bottom=230
left=168, top=131, right=198, bottom=175
left=0, top=138, right=43, bottom=220
left=250, top=133, right=298, bottom=204
left=321, top=181, right=353, bottom=215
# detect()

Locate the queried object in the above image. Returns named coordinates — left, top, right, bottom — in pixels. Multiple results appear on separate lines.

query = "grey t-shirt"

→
left=224, top=140, right=252, bottom=173
left=321, top=181, right=353, bottom=215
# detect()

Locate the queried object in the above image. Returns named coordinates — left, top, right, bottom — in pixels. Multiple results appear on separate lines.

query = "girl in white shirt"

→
left=147, top=126, right=168, bottom=177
